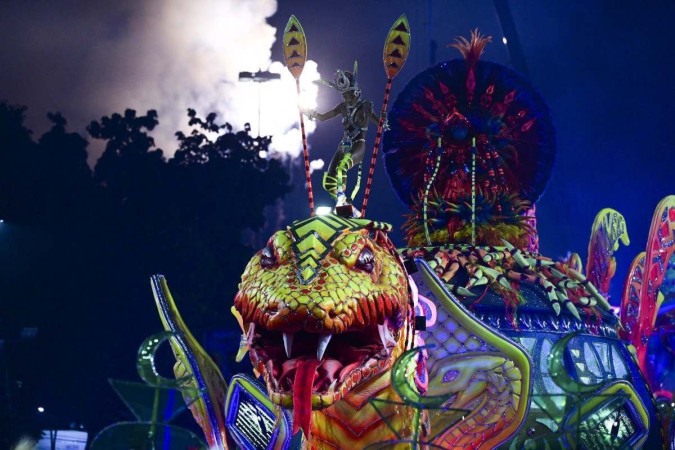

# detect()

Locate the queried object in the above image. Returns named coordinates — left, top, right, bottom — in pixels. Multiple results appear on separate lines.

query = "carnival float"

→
left=90, top=14, right=675, bottom=450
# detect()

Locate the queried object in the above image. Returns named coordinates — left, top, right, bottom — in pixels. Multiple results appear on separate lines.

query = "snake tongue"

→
left=292, top=358, right=320, bottom=438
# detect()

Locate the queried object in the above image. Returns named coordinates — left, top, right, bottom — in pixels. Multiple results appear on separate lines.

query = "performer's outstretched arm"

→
left=302, top=103, right=343, bottom=122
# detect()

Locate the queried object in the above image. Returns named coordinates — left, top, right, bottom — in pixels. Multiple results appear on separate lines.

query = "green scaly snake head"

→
left=233, top=214, right=413, bottom=414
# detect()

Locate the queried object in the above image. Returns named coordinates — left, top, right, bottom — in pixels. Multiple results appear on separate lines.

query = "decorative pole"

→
left=283, top=16, right=314, bottom=216
left=361, top=15, right=411, bottom=217
left=471, top=137, right=477, bottom=246
left=423, top=136, right=442, bottom=246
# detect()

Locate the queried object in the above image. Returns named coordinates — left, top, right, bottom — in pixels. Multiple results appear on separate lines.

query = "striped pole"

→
left=297, top=81, right=315, bottom=215
left=283, top=16, right=314, bottom=215
left=361, top=15, right=410, bottom=217
left=361, top=78, right=392, bottom=217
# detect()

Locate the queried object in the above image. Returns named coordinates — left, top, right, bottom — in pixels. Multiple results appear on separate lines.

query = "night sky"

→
left=1, top=0, right=674, bottom=440
left=269, top=0, right=675, bottom=303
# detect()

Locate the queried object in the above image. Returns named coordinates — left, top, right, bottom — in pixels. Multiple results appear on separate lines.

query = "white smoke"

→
left=83, top=0, right=321, bottom=161
left=309, top=158, right=325, bottom=174
left=0, top=0, right=320, bottom=163
left=250, top=60, right=320, bottom=160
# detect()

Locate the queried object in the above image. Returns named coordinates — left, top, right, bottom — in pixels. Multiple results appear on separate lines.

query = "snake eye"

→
left=355, top=248, right=374, bottom=273
left=260, top=245, right=277, bottom=268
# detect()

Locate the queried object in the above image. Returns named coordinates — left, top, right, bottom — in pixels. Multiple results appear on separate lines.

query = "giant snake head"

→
left=233, top=214, right=414, bottom=435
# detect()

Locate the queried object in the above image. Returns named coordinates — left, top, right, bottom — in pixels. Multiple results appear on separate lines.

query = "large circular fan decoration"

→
left=383, top=31, right=555, bottom=249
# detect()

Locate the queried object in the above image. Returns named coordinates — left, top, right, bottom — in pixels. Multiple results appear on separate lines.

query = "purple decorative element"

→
left=442, top=369, right=460, bottom=383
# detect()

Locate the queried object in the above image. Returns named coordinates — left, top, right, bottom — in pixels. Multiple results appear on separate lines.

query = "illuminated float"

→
left=91, top=15, right=675, bottom=450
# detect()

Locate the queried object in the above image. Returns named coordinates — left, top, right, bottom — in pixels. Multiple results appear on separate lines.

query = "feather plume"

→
left=449, top=29, right=492, bottom=68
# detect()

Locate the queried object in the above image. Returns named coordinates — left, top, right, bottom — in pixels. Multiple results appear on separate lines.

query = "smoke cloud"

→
left=0, top=0, right=320, bottom=163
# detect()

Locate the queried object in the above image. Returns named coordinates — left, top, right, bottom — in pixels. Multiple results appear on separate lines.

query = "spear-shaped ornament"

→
left=283, top=15, right=315, bottom=216
left=361, top=14, right=411, bottom=217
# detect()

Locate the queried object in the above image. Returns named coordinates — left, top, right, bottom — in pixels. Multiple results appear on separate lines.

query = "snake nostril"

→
left=328, top=310, right=337, bottom=318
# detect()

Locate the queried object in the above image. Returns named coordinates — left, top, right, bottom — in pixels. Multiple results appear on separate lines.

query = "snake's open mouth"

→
left=249, top=319, right=400, bottom=408
left=247, top=318, right=401, bottom=437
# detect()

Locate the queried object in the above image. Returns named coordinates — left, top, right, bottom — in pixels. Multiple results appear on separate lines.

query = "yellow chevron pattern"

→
left=288, top=214, right=391, bottom=283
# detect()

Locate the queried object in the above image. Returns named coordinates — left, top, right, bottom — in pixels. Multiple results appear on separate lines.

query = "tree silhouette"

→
left=0, top=104, right=102, bottom=444
left=0, top=103, right=38, bottom=223
left=37, top=113, right=93, bottom=220
left=0, top=101, right=291, bottom=442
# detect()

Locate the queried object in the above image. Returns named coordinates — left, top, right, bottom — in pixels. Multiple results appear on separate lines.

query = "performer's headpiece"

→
left=318, top=61, right=360, bottom=97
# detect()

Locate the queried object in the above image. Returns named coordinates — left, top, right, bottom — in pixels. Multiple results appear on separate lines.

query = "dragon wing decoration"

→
left=620, top=195, right=675, bottom=372
left=151, top=275, right=229, bottom=449
left=586, top=208, right=630, bottom=299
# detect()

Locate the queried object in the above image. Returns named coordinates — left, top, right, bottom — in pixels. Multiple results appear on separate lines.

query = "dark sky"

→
left=2, top=0, right=674, bottom=303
